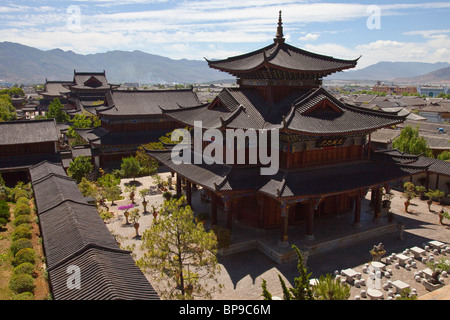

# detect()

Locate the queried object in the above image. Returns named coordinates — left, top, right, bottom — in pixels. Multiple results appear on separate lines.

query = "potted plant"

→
left=162, top=191, right=172, bottom=201
left=434, top=189, right=445, bottom=204
left=118, top=204, right=134, bottom=225
left=369, top=243, right=386, bottom=262
left=151, top=204, right=158, bottom=220
left=125, top=185, right=137, bottom=203
left=140, top=189, right=149, bottom=213
left=129, top=208, right=141, bottom=238
left=195, top=212, right=210, bottom=225
left=425, top=189, right=435, bottom=211
left=403, top=182, right=417, bottom=213
left=415, top=185, right=426, bottom=200
left=422, top=258, right=447, bottom=291
left=438, top=208, right=450, bottom=225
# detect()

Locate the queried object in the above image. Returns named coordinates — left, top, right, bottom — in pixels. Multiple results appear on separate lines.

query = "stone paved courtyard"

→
left=104, top=173, right=450, bottom=300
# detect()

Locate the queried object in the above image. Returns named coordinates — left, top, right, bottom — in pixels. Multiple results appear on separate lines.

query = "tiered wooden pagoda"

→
left=146, top=12, right=428, bottom=245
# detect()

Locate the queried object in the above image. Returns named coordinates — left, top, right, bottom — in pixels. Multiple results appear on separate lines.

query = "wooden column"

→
left=257, top=195, right=264, bottom=228
left=353, top=190, right=362, bottom=228
left=186, top=180, right=192, bottom=207
left=176, top=174, right=182, bottom=196
left=306, top=201, right=315, bottom=240
left=211, top=193, right=217, bottom=226
left=278, top=201, right=289, bottom=247
left=374, top=187, right=382, bottom=219
left=224, top=195, right=232, bottom=231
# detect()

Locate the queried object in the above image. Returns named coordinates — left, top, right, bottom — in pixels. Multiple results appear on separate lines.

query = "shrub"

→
left=9, top=274, right=35, bottom=294
left=13, top=262, right=35, bottom=276
left=13, top=215, right=31, bottom=227
left=11, top=292, right=34, bottom=300
left=15, top=197, right=30, bottom=206
left=212, top=225, right=231, bottom=249
left=10, top=238, right=33, bottom=256
left=13, top=203, right=31, bottom=217
left=0, top=200, right=10, bottom=220
left=13, top=248, right=36, bottom=267
left=11, top=188, right=29, bottom=202
left=11, top=225, right=32, bottom=241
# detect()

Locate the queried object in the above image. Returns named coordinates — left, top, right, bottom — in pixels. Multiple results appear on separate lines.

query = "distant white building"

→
left=417, top=85, right=448, bottom=97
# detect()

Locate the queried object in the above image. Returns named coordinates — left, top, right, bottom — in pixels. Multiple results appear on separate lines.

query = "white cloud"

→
left=298, top=33, right=320, bottom=41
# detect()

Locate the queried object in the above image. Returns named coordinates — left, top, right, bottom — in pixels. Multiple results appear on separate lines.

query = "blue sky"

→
left=0, top=0, right=449, bottom=69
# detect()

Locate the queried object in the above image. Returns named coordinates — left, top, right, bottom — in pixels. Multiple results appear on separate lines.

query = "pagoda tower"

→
left=206, top=11, right=359, bottom=105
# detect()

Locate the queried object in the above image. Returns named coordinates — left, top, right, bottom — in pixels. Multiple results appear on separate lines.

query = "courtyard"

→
left=103, top=172, right=450, bottom=300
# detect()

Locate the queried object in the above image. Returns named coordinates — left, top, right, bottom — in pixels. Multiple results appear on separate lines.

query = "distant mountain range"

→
left=0, top=41, right=233, bottom=85
left=328, top=61, right=450, bottom=82
left=0, top=41, right=449, bottom=85
left=393, top=66, right=450, bottom=84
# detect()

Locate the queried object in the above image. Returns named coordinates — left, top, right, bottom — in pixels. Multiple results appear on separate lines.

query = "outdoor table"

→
left=428, top=241, right=445, bottom=250
left=423, top=268, right=434, bottom=279
left=371, top=261, right=386, bottom=271
left=367, top=288, right=383, bottom=300
left=341, top=268, right=358, bottom=283
left=395, top=253, right=410, bottom=266
left=391, top=280, right=410, bottom=294
left=410, top=246, right=425, bottom=259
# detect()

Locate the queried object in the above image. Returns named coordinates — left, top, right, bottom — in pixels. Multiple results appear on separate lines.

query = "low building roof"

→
left=99, top=89, right=201, bottom=116
left=0, top=119, right=60, bottom=146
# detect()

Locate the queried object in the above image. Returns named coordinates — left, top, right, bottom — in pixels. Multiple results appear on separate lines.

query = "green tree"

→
left=392, top=125, right=433, bottom=157
left=120, top=156, right=141, bottom=181
left=261, top=245, right=314, bottom=300
left=313, top=274, right=350, bottom=300
left=67, top=156, right=94, bottom=183
left=138, top=196, right=222, bottom=300
left=78, top=177, right=98, bottom=198
left=135, top=145, right=160, bottom=176
left=0, top=94, right=16, bottom=121
left=437, top=150, right=450, bottom=161
left=46, top=98, right=69, bottom=123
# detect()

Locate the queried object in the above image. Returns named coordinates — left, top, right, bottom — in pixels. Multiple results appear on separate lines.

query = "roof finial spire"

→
left=274, top=10, right=285, bottom=44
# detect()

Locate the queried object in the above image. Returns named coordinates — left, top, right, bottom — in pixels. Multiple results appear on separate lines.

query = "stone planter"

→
left=422, top=279, right=443, bottom=292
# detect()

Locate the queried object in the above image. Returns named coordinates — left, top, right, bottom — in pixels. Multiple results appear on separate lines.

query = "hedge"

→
left=13, top=248, right=36, bottom=267
left=11, top=189, right=29, bottom=203
left=13, top=203, right=31, bottom=218
left=10, top=238, right=33, bottom=256
left=11, top=292, right=34, bottom=300
left=13, top=262, right=35, bottom=277
left=15, top=197, right=30, bottom=206
left=13, top=215, right=31, bottom=227
left=11, top=226, right=32, bottom=241
left=9, top=274, right=35, bottom=294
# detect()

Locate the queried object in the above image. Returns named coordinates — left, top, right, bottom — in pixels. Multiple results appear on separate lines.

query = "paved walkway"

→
left=104, top=175, right=450, bottom=300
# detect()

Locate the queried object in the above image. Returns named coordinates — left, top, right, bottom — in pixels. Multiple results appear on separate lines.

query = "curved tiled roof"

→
left=162, top=87, right=405, bottom=135
left=99, top=89, right=201, bottom=116
left=207, top=41, right=358, bottom=77
left=30, top=161, right=160, bottom=300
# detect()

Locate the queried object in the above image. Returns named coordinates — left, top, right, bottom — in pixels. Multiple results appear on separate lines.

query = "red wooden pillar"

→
left=279, top=201, right=289, bottom=247
left=176, top=174, right=182, bottom=196
left=306, top=201, right=315, bottom=240
left=224, top=195, right=232, bottom=231
left=353, top=190, right=362, bottom=228
left=374, top=187, right=382, bottom=219
left=211, top=193, right=217, bottom=226
left=186, top=180, right=192, bottom=207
